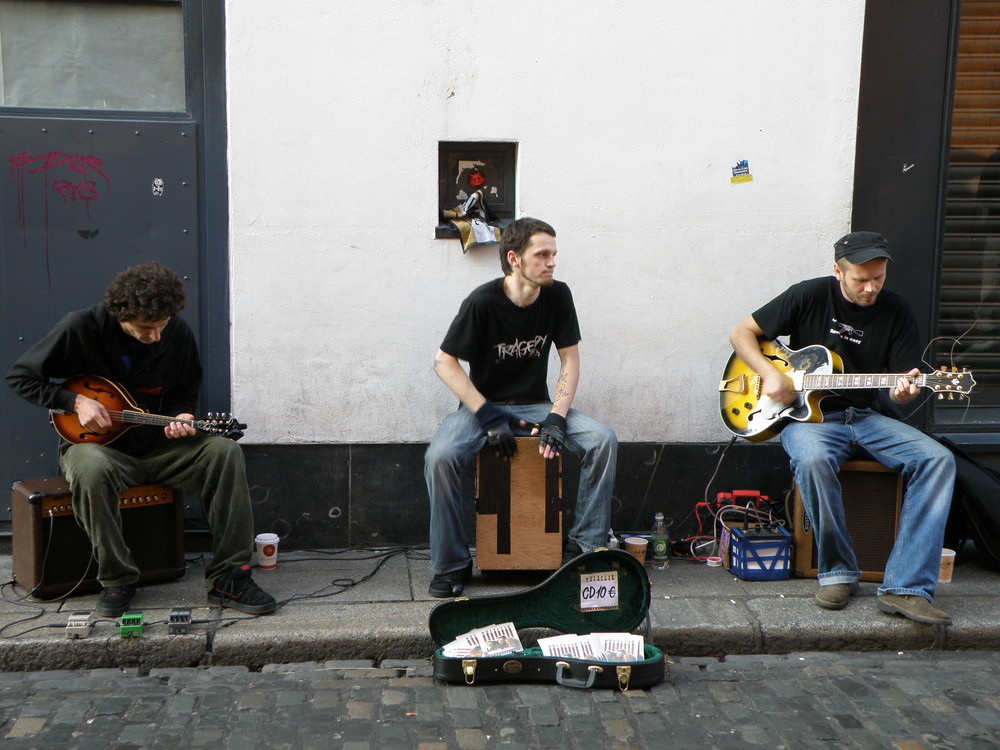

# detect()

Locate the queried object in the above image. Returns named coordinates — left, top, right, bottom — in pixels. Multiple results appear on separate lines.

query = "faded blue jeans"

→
left=425, top=404, right=617, bottom=575
left=782, top=408, right=955, bottom=601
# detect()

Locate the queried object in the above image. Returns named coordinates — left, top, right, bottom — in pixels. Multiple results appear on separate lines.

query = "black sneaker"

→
left=428, top=562, right=473, bottom=598
left=208, top=564, right=277, bottom=614
left=96, top=585, right=136, bottom=618
left=561, top=541, right=584, bottom=565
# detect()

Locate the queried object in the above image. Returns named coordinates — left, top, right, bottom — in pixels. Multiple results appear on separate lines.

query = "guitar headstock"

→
left=197, top=413, right=248, bottom=441
left=926, top=367, right=976, bottom=398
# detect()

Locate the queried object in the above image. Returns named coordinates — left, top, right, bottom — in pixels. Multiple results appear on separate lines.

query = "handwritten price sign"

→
left=580, top=571, right=619, bottom=611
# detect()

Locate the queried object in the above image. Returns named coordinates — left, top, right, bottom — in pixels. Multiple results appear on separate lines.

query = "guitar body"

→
left=719, top=340, right=843, bottom=442
left=719, top=340, right=975, bottom=441
left=51, top=374, right=246, bottom=445
left=51, top=375, right=143, bottom=445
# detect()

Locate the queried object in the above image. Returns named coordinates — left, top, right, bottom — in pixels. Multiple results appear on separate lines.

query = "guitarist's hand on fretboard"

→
left=164, top=414, right=197, bottom=440
left=891, top=368, right=923, bottom=405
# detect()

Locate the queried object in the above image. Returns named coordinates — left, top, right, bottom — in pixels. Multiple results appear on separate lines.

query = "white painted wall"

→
left=225, top=0, right=865, bottom=444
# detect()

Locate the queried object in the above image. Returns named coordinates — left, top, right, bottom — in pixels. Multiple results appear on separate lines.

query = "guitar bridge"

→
left=718, top=374, right=746, bottom=394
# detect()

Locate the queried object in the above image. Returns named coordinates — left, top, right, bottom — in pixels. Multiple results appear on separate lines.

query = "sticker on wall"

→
left=730, top=160, right=753, bottom=185
left=152, top=178, right=164, bottom=196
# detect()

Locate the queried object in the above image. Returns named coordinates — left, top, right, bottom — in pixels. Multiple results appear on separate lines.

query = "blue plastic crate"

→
left=728, top=526, right=791, bottom=581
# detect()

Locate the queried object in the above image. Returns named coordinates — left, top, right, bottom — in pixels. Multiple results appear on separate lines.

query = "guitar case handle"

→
left=554, top=661, right=603, bottom=689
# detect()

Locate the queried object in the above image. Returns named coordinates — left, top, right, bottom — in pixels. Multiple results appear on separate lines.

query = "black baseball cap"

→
left=834, top=231, right=893, bottom=264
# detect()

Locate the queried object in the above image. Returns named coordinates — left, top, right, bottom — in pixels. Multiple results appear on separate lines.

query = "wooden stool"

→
left=11, top=477, right=184, bottom=600
left=792, top=459, right=904, bottom=582
left=475, top=437, right=562, bottom=571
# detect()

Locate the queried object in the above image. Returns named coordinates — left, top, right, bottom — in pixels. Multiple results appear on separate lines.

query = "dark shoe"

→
left=96, top=585, right=136, bottom=617
left=815, top=582, right=859, bottom=610
left=428, top=562, right=473, bottom=598
left=562, top=541, right=584, bottom=565
left=877, top=594, right=952, bottom=625
left=208, top=564, right=278, bottom=614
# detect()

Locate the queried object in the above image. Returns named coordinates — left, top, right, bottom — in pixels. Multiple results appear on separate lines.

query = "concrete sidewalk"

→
left=0, top=545, right=998, bottom=673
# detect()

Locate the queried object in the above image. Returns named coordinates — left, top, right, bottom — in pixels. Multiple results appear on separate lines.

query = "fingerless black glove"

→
left=538, top=412, right=567, bottom=455
left=475, top=402, right=518, bottom=459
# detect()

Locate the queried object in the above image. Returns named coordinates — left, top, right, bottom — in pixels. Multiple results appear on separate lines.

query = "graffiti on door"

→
left=8, top=150, right=112, bottom=286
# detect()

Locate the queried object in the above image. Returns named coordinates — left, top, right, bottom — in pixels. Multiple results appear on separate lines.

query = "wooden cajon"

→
left=792, top=459, right=903, bottom=582
left=475, top=437, right=562, bottom=571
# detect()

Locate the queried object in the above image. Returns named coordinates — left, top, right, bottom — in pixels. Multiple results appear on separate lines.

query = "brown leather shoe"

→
left=815, top=582, right=859, bottom=610
left=877, top=594, right=952, bottom=625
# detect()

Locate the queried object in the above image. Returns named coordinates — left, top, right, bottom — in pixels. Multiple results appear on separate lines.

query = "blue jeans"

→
left=425, top=404, right=617, bottom=575
left=781, top=408, right=955, bottom=601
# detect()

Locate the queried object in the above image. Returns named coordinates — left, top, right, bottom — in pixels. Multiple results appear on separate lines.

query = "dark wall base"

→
left=241, top=441, right=793, bottom=552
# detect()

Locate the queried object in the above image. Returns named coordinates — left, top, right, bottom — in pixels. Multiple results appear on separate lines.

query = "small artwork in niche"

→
left=437, top=142, right=517, bottom=238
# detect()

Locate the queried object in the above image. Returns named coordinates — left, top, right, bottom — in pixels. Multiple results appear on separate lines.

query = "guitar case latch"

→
left=462, top=659, right=477, bottom=685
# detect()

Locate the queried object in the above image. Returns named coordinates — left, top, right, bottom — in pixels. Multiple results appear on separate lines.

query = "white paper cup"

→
left=939, top=547, right=956, bottom=583
left=255, top=533, right=280, bottom=570
left=624, top=537, right=648, bottom=564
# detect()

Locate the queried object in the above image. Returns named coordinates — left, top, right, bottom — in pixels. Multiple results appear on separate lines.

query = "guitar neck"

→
left=799, top=372, right=924, bottom=391
left=120, top=410, right=196, bottom=429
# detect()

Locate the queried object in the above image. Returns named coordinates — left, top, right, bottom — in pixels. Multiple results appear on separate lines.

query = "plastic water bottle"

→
left=651, top=513, right=670, bottom=570
left=607, top=529, right=620, bottom=550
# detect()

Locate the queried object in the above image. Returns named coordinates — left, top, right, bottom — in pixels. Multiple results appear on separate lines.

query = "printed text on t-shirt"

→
left=830, top=318, right=863, bottom=345
left=496, top=335, right=548, bottom=360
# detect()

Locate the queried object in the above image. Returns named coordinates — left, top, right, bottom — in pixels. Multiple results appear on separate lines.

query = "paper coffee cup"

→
left=255, top=533, right=280, bottom=569
left=624, top=537, right=648, bottom=564
left=939, top=547, right=956, bottom=583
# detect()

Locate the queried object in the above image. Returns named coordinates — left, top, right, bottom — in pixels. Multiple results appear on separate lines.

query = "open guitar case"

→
left=429, top=549, right=668, bottom=691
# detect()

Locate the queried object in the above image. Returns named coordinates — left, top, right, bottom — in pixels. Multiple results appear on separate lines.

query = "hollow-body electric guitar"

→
left=51, top=374, right=246, bottom=445
left=718, top=340, right=975, bottom=442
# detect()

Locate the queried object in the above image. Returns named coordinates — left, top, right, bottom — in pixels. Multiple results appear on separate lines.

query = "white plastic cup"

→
left=624, top=537, right=648, bottom=564
left=255, top=533, right=280, bottom=570
left=939, top=548, right=956, bottom=583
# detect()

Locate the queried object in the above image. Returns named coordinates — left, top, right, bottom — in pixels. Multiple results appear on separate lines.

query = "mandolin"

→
left=51, top=374, right=246, bottom=445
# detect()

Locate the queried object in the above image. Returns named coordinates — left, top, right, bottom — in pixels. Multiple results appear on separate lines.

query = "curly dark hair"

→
left=499, top=217, right=556, bottom=274
left=104, top=261, right=187, bottom=322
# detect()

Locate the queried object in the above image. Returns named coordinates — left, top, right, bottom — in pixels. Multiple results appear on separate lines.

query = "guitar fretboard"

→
left=800, top=373, right=925, bottom=391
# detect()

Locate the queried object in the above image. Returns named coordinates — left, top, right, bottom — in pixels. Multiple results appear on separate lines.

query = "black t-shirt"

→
left=440, top=278, right=581, bottom=403
left=752, top=276, right=921, bottom=411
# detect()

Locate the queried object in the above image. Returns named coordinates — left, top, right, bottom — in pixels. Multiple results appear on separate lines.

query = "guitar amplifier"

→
left=11, top=477, right=185, bottom=600
left=792, top=460, right=903, bottom=582
left=476, top=437, right=563, bottom=571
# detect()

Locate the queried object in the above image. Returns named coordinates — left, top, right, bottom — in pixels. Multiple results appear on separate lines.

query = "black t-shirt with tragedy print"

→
left=440, top=278, right=581, bottom=404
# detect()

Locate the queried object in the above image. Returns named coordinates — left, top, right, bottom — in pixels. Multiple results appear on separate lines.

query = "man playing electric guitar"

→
left=6, top=262, right=276, bottom=617
left=729, top=232, right=956, bottom=625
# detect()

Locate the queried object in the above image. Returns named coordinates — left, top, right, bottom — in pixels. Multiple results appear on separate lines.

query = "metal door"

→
left=1, top=116, right=199, bottom=510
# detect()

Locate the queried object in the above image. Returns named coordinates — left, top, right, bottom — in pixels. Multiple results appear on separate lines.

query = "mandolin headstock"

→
left=196, top=413, right=247, bottom=441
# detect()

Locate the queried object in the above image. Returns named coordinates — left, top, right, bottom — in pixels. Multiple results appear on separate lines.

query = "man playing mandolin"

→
left=729, top=231, right=956, bottom=625
left=6, top=262, right=276, bottom=617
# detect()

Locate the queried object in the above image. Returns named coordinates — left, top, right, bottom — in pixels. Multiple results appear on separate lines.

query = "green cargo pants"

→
left=60, top=435, right=255, bottom=591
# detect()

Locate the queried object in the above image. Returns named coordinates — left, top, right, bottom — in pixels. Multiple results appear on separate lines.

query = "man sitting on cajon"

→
left=424, top=217, right=618, bottom=598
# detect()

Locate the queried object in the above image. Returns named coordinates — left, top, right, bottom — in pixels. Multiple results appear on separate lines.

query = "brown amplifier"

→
left=476, top=437, right=563, bottom=571
left=11, top=477, right=185, bottom=600
left=792, top=459, right=903, bottom=582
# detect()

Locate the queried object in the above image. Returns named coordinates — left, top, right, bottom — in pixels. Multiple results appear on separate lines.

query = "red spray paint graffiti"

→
left=9, top=150, right=111, bottom=287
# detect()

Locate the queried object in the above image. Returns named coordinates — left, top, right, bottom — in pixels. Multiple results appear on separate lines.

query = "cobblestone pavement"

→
left=2, top=651, right=999, bottom=749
